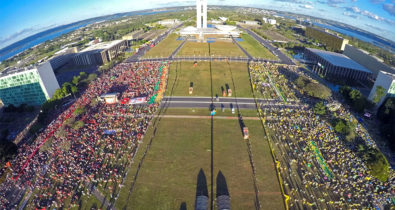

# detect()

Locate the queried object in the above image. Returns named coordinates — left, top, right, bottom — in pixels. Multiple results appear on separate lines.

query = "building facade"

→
left=343, top=44, right=395, bottom=79
left=305, top=48, right=372, bottom=81
left=305, top=27, right=349, bottom=51
left=48, top=47, right=78, bottom=70
left=0, top=64, right=60, bottom=106
left=243, top=20, right=260, bottom=25
left=368, top=71, right=395, bottom=106
left=73, top=40, right=128, bottom=66
left=196, top=0, right=208, bottom=29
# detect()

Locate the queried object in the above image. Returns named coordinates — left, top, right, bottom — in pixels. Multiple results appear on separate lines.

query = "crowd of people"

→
left=251, top=62, right=394, bottom=209
left=0, top=61, right=168, bottom=209
left=250, top=63, right=298, bottom=101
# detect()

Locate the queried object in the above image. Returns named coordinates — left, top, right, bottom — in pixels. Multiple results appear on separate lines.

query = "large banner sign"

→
left=129, top=97, right=147, bottom=104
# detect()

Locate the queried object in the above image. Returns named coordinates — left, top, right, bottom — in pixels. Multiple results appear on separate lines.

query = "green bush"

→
left=313, top=101, right=326, bottom=115
left=72, top=120, right=85, bottom=130
left=339, top=86, right=373, bottom=113
left=365, top=148, right=389, bottom=182
left=295, top=75, right=331, bottom=100
left=74, top=107, right=86, bottom=116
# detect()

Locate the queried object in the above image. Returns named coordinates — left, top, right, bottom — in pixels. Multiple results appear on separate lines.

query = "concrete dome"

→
left=214, top=25, right=236, bottom=32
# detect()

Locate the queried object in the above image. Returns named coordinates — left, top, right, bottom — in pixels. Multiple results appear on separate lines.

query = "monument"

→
left=196, top=0, right=207, bottom=29
left=179, top=0, right=240, bottom=40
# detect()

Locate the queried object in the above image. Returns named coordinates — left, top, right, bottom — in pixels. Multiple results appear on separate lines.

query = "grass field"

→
left=177, top=42, right=210, bottom=57
left=209, top=42, right=246, bottom=57
left=161, top=108, right=259, bottom=117
left=176, top=41, right=246, bottom=57
left=238, top=33, right=278, bottom=60
left=115, top=115, right=284, bottom=209
left=143, top=33, right=182, bottom=58
left=165, top=61, right=253, bottom=97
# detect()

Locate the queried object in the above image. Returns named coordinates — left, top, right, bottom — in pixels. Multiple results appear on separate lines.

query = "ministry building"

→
left=0, top=64, right=60, bottom=106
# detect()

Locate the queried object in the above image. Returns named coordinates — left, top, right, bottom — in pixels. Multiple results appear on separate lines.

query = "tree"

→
left=52, top=88, right=66, bottom=100
left=365, top=148, right=389, bottom=182
left=87, top=73, right=98, bottom=82
left=71, top=86, right=78, bottom=94
left=304, top=82, right=331, bottom=100
left=79, top=72, right=87, bottom=80
left=313, top=101, right=326, bottom=115
left=72, top=120, right=85, bottom=130
left=339, top=86, right=352, bottom=100
left=349, top=89, right=362, bottom=101
left=295, top=76, right=307, bottom=88
left=334, top=119, right=349, bottom=135
left=373, top=86, right=386, bottom=104
left=72, top=76, right=81, bottom=86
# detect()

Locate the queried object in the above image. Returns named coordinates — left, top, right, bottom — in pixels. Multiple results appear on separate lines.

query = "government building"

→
left=0, top=63, right=60, bottom=106
left=304, top=48, right=372, bottom=81
left=73, top=40, right=128, bottom=66
left=305, top=27, right=349, bottom=51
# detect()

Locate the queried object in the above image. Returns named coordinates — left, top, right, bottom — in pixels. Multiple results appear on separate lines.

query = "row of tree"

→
left=377, top=97, right=395, bottom=151
left=339, top=86, right=373, bottom=113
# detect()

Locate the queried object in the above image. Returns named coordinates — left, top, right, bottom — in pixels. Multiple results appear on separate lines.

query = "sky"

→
left=0, top=0, right=394, bottom=49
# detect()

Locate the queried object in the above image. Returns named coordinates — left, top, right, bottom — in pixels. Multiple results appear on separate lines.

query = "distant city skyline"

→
left=0, top=0, right=395, bottom=49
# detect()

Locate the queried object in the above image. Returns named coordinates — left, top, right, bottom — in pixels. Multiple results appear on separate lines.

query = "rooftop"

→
left=80, top=40, right=124, bottom=53
left=308, top=27, right=345, bottom=40
left=0, top=66, right=36, bottom=78
left=307, top=48, right=371, bottom=73
left=381, top=71, right=395, bottom=79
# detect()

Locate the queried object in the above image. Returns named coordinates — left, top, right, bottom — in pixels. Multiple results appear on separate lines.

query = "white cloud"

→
left=300, top=4, right=314, bottom=9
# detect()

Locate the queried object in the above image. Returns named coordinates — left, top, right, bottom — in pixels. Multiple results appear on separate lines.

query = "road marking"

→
left=163, top=101, right=257, bottom=105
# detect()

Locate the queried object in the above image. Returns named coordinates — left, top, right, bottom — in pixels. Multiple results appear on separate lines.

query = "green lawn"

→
left=177, top=42, right=210, bottom=57
left=238, top=33, right=278, bottom=60
left=115, top=116, right=284, bottom=209
left=209, top=42, right=246, bottom=57
left=166, top=61, right=253, bottom=97
left=176, top=41, right=246, bottom=57
left=160, top=108, right=259, bottom=117
left=143, top=33, right=182, bottom=58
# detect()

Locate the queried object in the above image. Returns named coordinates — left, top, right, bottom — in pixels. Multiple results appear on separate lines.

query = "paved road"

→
left=124, top=23, right=296, bottom=66
left=131, top=56, right=282, bottom=63
left=125, top=23, right=184, bottom=62
left=161, top=96, right=305, bottom=110
left=231, top=36, right=253, bottom=60
left=169, top=37, right=188, bottom=59
left=237, top=25, right=295, bottom=65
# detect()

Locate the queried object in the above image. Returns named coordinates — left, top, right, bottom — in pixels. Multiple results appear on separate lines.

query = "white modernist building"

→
left=268, top=19, right=277, bottom=25
left=179, top=0, right=240, bottom=38
left=368, top=71, right=395, bottom=106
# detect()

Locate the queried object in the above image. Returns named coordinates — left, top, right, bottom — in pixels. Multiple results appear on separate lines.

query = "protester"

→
left=251, top=62, right=394, bottom=209
left=0, top=61, right=168, bottom=209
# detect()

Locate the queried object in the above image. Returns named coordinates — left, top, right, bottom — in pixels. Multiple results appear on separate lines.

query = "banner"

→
left=129, top=97, right=147, bottom=104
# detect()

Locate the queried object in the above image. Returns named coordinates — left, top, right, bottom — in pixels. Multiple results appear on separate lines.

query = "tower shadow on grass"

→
left=180, top=202, right=187, bottom=210
left=195, top=169, right=209, bottom=210
left=216, top=171, right=231, bottom=210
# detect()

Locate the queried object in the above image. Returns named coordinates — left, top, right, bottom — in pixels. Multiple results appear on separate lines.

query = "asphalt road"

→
left=134, top=57, right=282, bottom=63
left=161, top=96, right=305, bottom=110
left=125, top=23, right=184, bottom=62
left=237, top=25, right=295, bottom=65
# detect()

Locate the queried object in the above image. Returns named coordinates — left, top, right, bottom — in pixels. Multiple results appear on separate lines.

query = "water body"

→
left=0, top=24, right=89, bottom=62
left=277, top=14, right=394, bottom=52
left=312, top=22, right=394, bottom=52
left=0, top=10, right=174, bottom=62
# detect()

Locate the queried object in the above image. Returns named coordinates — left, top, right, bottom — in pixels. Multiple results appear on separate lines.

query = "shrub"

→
left=313, top=101, right=326, bottom=115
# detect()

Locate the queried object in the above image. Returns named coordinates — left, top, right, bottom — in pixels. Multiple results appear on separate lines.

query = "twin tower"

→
left=196, top=0, right=208, bottom=29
